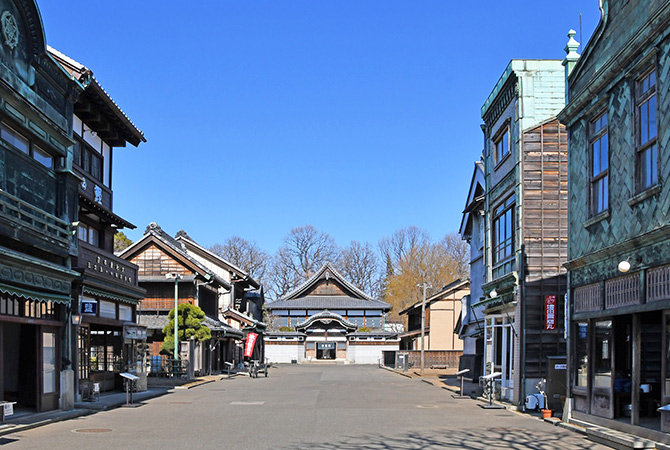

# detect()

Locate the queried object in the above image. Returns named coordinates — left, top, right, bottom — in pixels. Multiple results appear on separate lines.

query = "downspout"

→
left=520, top=244, right=526, bottom=409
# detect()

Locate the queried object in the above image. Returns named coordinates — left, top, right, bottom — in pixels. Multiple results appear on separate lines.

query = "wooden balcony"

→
left=0, top=188, right=71, bottom=253
left=140, top=298, right=194, bottom=311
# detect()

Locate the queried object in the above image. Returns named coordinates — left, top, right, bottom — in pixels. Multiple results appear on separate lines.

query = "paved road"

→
left=0, top=365, right=610, bottom=449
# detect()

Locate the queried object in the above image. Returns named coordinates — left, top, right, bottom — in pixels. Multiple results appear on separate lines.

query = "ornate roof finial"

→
left=145, top=222, right=161, bottom=234
left=563, top=29, right=580, bottom=68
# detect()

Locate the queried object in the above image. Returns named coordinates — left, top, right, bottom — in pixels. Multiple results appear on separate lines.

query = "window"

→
left=636, top=69, right=658, bottom=191
left=493, top=196, right=515, bottom=264
left=494, top=128, right=510, bottom=164
left=575, top=322, right=588, bottom=387
left=594, top=320, right=612, bottom=388
left=590, top=113, right=608, bottom=215
left=0, top=123, right=53, bottom=168
left=77, top=223, right=99, bottom=246
left=74, top=137, right=103, bottom=181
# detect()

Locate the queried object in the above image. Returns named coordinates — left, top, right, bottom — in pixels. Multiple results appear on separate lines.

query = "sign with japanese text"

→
left=81, top=298, right=97, bottom=315
left=244, top=332, right=258, bottom=357
left=545, top=295, right=557, bottom=330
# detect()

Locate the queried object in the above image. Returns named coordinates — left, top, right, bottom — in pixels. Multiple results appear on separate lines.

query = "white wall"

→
left=348, top=343, right=399, bottom=364
left=265, top=343, right=304, bottom=364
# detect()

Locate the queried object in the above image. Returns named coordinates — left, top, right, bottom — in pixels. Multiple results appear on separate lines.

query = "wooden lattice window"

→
left=574, top=283, right=601, bottom=313
left=647, top=265, right=670, bottom=303
left=605, top=274, right=640, bottom=309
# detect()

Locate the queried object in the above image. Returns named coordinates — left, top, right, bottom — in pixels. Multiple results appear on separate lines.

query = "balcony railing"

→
left=0, top=188, right=71, bottom=250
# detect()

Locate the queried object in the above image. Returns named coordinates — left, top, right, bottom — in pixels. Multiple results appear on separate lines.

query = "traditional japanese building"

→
left=459, top=160, right=486, bottom=381
left=399, top=278, right=469, bottom=353
left=477, top=59, right=568, bottom=408
left=0, top=0, right=82, bottom=412
left=119, top=223, right=243, bottom=375
left=48, top=47, right=147, bottom=398
left=265, top=262, right=398, bottom=364
left=559, top=0, right=670, bottom=441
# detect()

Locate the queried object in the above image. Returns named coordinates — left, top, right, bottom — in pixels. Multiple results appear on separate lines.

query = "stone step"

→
left=586, top=426, right=656, bottom=450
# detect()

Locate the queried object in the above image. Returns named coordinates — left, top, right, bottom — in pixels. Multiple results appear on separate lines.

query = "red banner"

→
left=545, top=295, right=557, bottom=330
left=244, top=332, right=258, bottom=357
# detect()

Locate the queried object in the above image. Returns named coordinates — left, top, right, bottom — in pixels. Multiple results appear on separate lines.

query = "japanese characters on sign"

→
left=545, top=295, right=557, bottom=330
left=244, top=332, right=258, bottom=358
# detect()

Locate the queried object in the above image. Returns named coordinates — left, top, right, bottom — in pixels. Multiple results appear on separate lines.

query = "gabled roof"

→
left=295, top=310, right=357, bottom=332
left=267, top=262, right=391, bottom=311
left=118, top=222, right=231, bottom=289
left=174, top=231, right=260, bottom=289
left=459, top=160, right=486, bottom=238
left=399, top=279, right=470, bottom=316
left=47, top=46, right=146, bottom=147
left=280, top=261, right=373, bottom=301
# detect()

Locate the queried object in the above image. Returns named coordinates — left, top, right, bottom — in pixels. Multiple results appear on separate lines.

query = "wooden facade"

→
left=478, top=60, right=568, bottom=407
left=559, top=0, right=670, bottom=441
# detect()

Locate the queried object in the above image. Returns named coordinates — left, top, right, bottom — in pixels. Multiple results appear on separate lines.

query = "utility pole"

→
left=417, top=282, right=431, bottom=377
left=166, top=272, right=182, bottom=376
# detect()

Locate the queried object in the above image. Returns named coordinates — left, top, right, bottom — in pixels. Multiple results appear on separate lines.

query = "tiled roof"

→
left=137, top=313, right=242, bottom=337
left=295, top=310, right=357, bottom=331
left=279, top=262, right=375, bottom=301
left=267, top=295, right=390, bottom=311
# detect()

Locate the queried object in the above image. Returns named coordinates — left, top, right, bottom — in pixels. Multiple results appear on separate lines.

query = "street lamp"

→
left=165, top=272, right=182, bottom=376
left=417, top=281, right=432, bottom=377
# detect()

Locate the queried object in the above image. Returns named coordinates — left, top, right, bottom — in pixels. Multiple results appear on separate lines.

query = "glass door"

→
left=40, top=328, right=59, bottom=411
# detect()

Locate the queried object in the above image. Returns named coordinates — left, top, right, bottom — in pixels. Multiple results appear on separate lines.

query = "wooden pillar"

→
left=632, top=314, right=641, bottom=425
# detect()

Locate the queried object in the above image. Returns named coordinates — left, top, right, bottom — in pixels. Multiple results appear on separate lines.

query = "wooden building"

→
left=265, top=262, right=398, bottom=364
left=399, top=279, right=469, bottom=353
left=119, top=223, right=243, bottom=376
left=559, top=0, right=670, bottom=441
left=459, top=161, right=486, bottom=381
left=0, top=0, right=84, bottom=412
left=476, top=60, right=568, bottom=408
left=48, top=47, right=148, bottom=398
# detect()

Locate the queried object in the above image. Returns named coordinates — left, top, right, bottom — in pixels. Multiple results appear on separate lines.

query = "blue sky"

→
left=39, top=1, right=600, bottom=255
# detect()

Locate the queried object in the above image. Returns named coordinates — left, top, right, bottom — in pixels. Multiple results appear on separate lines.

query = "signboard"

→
left=123, top=325, right=147, bottom=340
left=81, top=298, right=97, bottom=315
left=3, top=402, right=14, bottom=416
left=244, top=332, right=258, bottom=357
left=554, top=364, right=567, bottom=370
left=544, top=295, right=557, bottom=330
left=317, top=342, right=336, bottom=350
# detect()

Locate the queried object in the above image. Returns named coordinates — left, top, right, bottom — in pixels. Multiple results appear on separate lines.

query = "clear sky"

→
left=39, top=1, right=601, bottom=255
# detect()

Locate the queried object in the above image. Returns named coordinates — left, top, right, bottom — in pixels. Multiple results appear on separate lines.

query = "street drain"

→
left=73, top=428, right=112, bottom=433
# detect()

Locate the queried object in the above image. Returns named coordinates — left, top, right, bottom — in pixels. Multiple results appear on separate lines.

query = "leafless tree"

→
left=268, top=225, right=340, bottom=300
left=338, top=241, right=379, bottom=297
left=209, top=236, right=269, bottom=283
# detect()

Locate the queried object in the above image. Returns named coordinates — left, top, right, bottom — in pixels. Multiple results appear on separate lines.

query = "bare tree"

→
left=338, top=241, right=379, bottom=297
left=268, top=225, right=340, bottom=300
left=209, top=236, right=269, bottom=283
left=440, top=232, right=470, bottom=280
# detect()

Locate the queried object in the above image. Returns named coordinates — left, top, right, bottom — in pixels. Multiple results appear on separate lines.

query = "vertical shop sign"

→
left=545, top=295, right=557, bottom=330
left=244, top=332, right=258, bottom=357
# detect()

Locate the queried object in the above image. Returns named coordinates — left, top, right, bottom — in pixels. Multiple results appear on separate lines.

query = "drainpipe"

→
left=520, top=245, right=526, bottom=409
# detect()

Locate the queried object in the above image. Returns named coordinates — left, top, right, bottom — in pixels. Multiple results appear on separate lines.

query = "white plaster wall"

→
left=348, top=343, right=399, bottom=364
left=265, top=344, right=304, bottom=363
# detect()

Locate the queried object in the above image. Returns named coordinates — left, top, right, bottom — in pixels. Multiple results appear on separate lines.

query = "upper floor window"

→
left=590, top=112, right=608, bottom=215
left=636, top=69, right=657, bottom=191
left=493, top=195, right=515, bottom=264
left=0, top=123, right=53, bottom=169
left=494, top=128, right=510, bottom=164
left=74, top=137, right=103, bottom=182
left=78, top=223, right=99, bottom=247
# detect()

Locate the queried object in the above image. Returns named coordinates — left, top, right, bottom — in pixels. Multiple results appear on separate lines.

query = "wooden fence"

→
left=383, top=350, right=462, bottom=369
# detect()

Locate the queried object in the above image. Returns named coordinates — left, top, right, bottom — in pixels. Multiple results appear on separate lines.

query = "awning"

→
left=82, top=286, right=139, bottom=305
left=0, top=282, right=71, bottom=304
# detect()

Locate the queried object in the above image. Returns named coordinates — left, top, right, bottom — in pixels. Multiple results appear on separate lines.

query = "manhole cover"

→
left=73, top=428, right=112, bottom=433
left=416, top=404, right=439, bottom=409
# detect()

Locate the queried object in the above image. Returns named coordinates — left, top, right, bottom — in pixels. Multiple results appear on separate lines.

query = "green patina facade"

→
left=560, top=0, right=670, bottom=440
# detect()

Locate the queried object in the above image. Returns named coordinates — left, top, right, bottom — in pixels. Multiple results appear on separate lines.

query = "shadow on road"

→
left=288, top=427, right=601, bottom=450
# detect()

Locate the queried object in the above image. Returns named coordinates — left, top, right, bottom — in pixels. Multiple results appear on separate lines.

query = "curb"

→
left=175, top=379, right=216, bottom=390
left=0, top=409, right=93, bottom=438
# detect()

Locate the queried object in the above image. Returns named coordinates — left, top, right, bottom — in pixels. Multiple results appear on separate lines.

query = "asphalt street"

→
left=0, top=365, right=610, bottom=450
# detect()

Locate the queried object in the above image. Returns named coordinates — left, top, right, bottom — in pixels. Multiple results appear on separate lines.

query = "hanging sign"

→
left=545, top=295, right=557, bottom=330
left=81, top=298, right=97, bottom=315
left=244, top=332, right=258, bottom=357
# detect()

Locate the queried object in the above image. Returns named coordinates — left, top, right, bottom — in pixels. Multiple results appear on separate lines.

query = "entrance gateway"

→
left=317, top=342, right=335, bottom=360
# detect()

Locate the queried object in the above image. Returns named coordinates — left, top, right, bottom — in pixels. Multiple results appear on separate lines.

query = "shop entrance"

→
left=2, top=323, right=37, bottom=409
left=317, top=342, right=335, bottom=359
left=639, top=312, right=661, bottom=426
